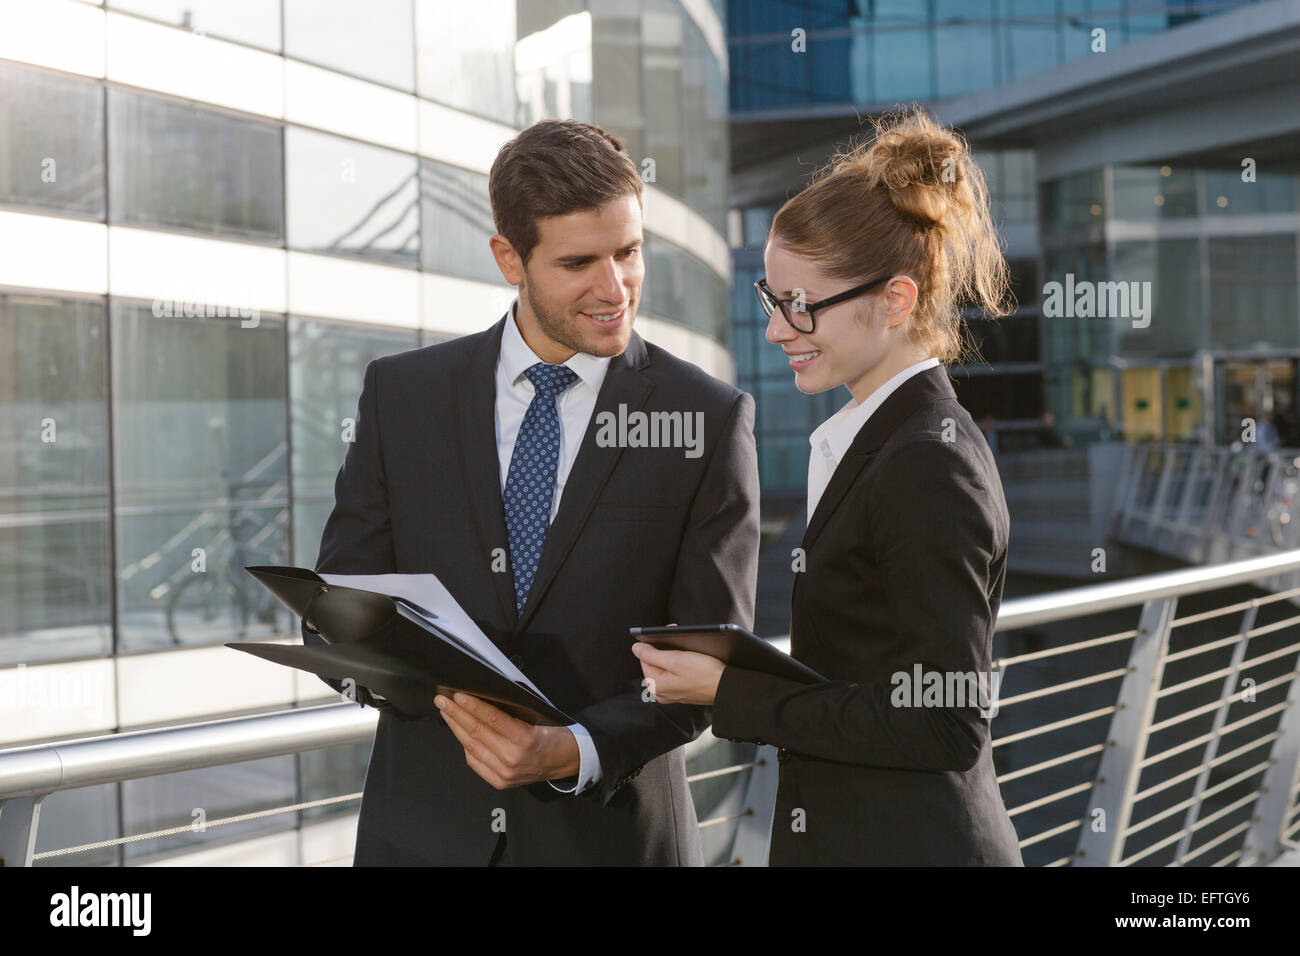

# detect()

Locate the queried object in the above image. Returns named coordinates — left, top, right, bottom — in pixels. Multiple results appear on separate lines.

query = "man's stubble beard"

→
left=523, top=279, right=631, bottom=360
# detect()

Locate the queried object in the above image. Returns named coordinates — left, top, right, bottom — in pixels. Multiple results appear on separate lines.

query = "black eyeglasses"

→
left=754, top=274, right=893, bottom=334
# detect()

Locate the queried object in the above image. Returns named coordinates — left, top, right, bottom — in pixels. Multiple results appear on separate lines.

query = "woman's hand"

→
left=632, top=642, right=725, bottom=705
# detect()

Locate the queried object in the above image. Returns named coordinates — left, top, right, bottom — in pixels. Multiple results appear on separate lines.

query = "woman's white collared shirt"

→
left=806, top=357, right=941, bottom=520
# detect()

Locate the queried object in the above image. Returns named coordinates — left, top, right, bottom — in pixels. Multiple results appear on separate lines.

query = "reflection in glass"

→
left=299, top=742, right=371, bottom=823
left=0, top=295, right=112, bottom=665
left=642, top=235, right=728, bottom=341
left=642, top=6, right=684, bottom=200
left=414, top=0, right=516, bottom=123
left=680, top=17, right=728, bottom=232
left=111, top=301, right=289, bottom=651
left=121, top=755, right=296, bottom=861
left=108, top=88, right=284, bottom=240
left=286, top=128, right=418, bottom=266
left=516, top=11, right=593, bottom=127
left=0, top=63, right=104, bottom=216
left=418, top=160, right=499, bottom=283
left=33, top=783, right=119, bottom=867
left=289, top=319, right=419, bottom=569
left=110, top=0, right=282, bottom=51
left=284, top=0, right=414, bottom=90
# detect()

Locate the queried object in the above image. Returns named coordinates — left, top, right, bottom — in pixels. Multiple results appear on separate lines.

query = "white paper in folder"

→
left=317, top=571, right=548, bottom=700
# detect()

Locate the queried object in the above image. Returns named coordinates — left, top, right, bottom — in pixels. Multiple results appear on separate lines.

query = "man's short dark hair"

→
left=488, top=119, right=643, bottom=266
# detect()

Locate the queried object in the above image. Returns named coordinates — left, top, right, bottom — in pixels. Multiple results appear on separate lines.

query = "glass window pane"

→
left=286, top=128, right=418, bottom=266
left=873, top=27, right=931, bottom=102
left=1209, top=235, right=1299, bottom=350
left=934, top=1, right=996, bottom=98
left=642, top=234, right=727, bottom=341
left=1041, top=170, right=1105, bottom=234
left=111, top=301, right=290, bottom=651
left=33, top=783, right=119, bottom=867
left=681, top=18, right=728, bottom=233
left=299, top=741, right=371, bottom=824
left=121, top=755, right=296, bottom=861
left=414, top=0, right=515, bottom=123
left=0, top=294, right=112, bottom=665
left=0, top=63, right=104, bottom=217
left=1005, top=0, right=1060, bottom=81
left=289, top=318, right=419, bottom=568
left=284, top=0, right=415, bottom=90
left=516, top=8, right=593, bottom=127
left=418, top=160, right=498, bottom=282
left=965, top=313, right=1039, bottom=365
left=1113, top=165, right=1197, bottom=219
left=108, top=88, right=284, bottom=241
left=1115, top=239, right=1203, bottom=355
left=1042, top=244, right=1108, bottom=362
left=642, top=8, right=684, bottom=197
left=592, top=10, right=644, bottom=165
left=110, top=0, right=282, bottom=51
left=1205, top=168, right=1297, bottom=216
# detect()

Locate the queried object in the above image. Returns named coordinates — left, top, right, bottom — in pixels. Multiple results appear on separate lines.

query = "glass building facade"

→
left=728, top=0, right=1263, bottom=114
left=1041, top=163, right=1300, bottom=445
left=0, top=0, right=732, bottom=864
left=725, top=0, right=1283, bottom=501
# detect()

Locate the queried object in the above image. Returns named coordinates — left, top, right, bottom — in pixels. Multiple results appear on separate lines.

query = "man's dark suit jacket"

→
left=304, top=315, right=759, bottom=865
left=711, top=364, right=1024, bottom=866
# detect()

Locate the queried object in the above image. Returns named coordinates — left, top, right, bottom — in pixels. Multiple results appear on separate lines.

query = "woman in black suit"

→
left=633, top=106, right=1023, bottom=865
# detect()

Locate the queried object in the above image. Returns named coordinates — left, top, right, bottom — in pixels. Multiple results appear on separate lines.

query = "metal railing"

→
left=3, top=554, right=1300, bottom=866
left=0, top=702, right=762, bottom=867
left=1112, top=441, right=1300, bottom=564
left=990, top=548, right=1300, bottom=866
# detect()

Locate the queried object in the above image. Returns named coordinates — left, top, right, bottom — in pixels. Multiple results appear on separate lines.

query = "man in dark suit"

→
left=304, top=119, right=759, bottom=865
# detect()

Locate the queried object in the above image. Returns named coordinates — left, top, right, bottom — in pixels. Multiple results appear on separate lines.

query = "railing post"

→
left=1112, top=442, right=1148, bottom=539
left=1239, top=669, right=1300, bottom=866
left=1198, top=449, right=1232, bottom=564
left=0, top=794, right=45, bottom=867
left=1171, top=446, right=1205, bottom=554
left=1225, top=454, right=1263, bottom=555
left=1075, top=596, right=1177, bottom=866
left=1174, top=602, right=1257, bottom=863
left=1145, top=446, right=1177, bottom=538
left=729, top=745, right=779, bottom=867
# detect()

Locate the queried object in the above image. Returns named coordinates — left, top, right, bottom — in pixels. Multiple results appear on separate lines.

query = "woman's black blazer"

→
left=713, top=364, right=1024, bottom=865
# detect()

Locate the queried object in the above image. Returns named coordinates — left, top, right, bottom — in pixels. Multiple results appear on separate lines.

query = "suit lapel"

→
left=451, top=317, right=518, bottom=630
left=797, top=364, right=958, bottom=567
left=515, top=331, right=654, bottom=633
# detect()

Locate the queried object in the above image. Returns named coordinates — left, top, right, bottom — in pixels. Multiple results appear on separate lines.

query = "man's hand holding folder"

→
left=435, top=692, right=581, bottom=789
left=233, top=565, right=575, bottom=725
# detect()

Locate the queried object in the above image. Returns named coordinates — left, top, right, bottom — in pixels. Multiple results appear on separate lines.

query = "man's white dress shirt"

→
left=805, top=357, right=941, bottom=520
left=495, top=300, right=610, bottom=794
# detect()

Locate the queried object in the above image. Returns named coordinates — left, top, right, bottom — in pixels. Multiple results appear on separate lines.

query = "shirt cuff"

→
left=547, top=722, right=602, bottom=794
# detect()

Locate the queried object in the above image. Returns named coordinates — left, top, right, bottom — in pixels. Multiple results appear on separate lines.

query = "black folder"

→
left=629, top=623, right=826, bottom=684
left=228, top=565, right=573, bottom=725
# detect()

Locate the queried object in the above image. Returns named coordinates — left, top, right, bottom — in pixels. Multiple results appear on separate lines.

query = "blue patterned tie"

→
left=503, top=362, right=579, bottom=613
